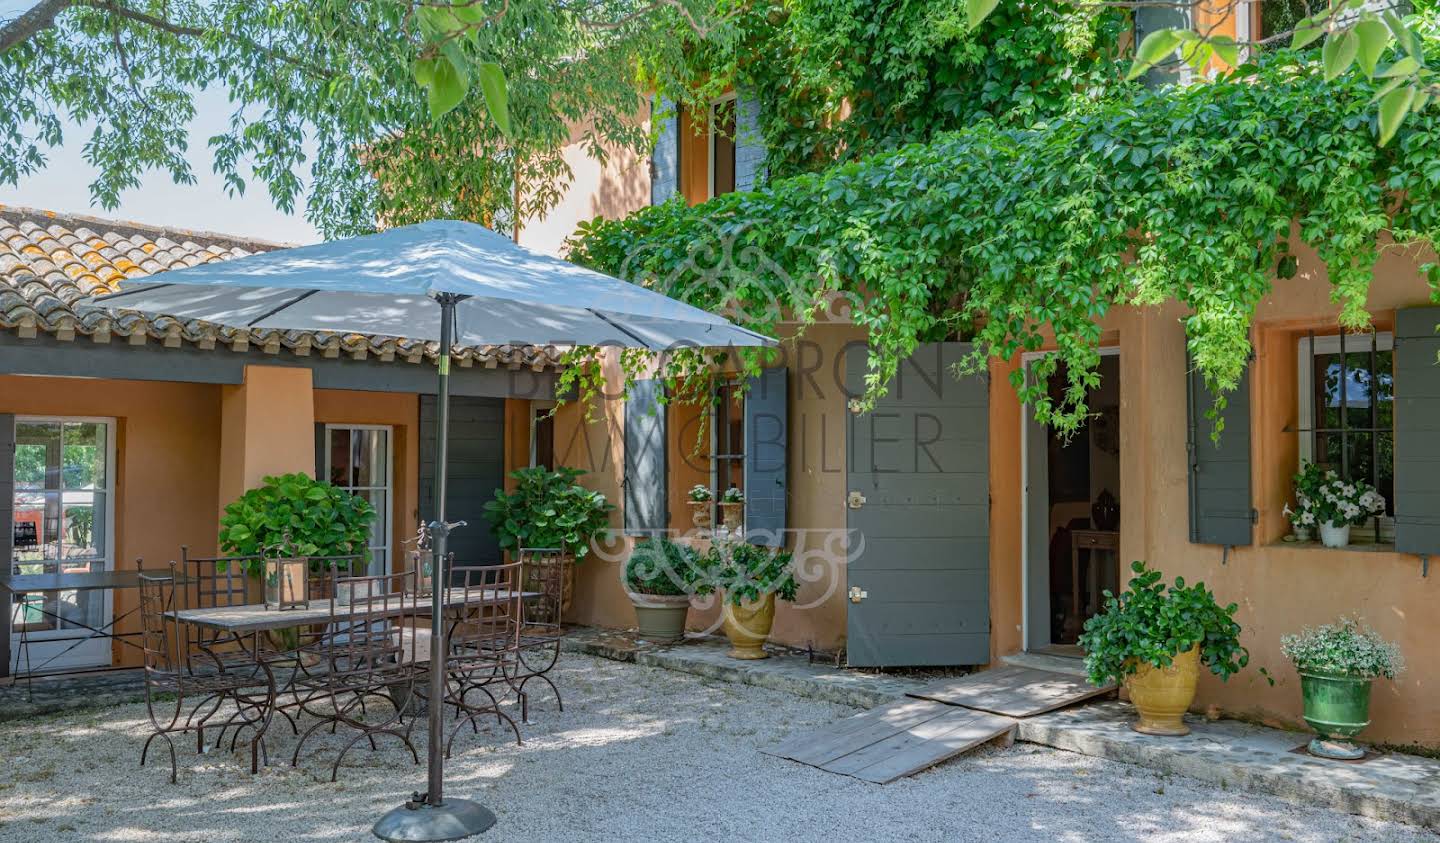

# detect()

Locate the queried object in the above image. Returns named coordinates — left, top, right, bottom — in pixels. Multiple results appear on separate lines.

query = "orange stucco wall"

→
left=218, top=365, right=316, bottom=509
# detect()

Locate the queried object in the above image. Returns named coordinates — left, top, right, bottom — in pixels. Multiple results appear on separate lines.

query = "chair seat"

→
left=157, top=669, right=268, bottom=696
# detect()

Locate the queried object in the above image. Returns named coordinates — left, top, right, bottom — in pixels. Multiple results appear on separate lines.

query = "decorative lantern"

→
left=263, top=536, right=309, bottom=611
left=406, top=520, right=434, bottom=595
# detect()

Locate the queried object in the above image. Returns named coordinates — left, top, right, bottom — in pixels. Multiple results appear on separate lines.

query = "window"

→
left=1258, top=0, right=1327, bottom=44
left=529, top=402, right=555, bottom=470
left=709, top=381, right=745, bottom=510
left=1297, top=332, right=1394, bottom=539
left=323, top=425, right=393, bottom=574
left=11, top=418, right=115, bottom=670
left=710, top=95, right=737, bottom=199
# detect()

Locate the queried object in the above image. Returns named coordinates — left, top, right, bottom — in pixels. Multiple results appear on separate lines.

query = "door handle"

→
left=847, top=491, right=866, bottom=509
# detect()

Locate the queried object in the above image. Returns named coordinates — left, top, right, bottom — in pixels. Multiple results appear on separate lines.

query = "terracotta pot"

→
left=1125, top=645, right=1200, bottom=736
left=689, top=500, right=712, bottom=529
left=720, top=502, right=743, bottom=531
left=628, top=592, right=690, bottom=643
left=721, top=592, right=775, bottom=659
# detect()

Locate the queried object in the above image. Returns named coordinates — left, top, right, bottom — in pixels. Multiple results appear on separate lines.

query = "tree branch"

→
left=0, top=0, right=76, bottom=53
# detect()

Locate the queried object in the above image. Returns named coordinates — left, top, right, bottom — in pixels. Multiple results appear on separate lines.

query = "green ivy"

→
left=571, top=51, right=1440, bottom=431
left=216, top=473, right=375, bottom=577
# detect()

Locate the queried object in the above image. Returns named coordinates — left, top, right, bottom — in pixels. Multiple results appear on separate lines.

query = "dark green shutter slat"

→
left=651, top=96, right=679, bottom=205
left=624, top=379, right=668, bottom=535
left=1186, top=349, right=1253, bottom=547
left=1, top=413, right=13, bottom=678
left=744, top=365, right=787, bottom=546
left=1395, top=307, right=1440, bottom=556
left=314, top=423, right=326, bottom=483
left=419, top=395, right=505, bottom=571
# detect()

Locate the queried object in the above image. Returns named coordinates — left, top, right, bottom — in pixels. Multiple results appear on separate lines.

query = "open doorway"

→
left=1023, top=353, right=1121, bottom=657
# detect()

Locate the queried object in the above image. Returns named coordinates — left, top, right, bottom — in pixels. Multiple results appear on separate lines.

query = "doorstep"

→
left=564, top=626, right=1440, bottom=829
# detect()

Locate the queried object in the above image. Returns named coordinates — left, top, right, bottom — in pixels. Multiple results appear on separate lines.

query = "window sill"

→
left=1268, top=538, right=1397, bottom=554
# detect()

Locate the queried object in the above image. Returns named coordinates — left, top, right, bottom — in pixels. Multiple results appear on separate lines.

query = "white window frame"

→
left=10, top=415, right=117, bottom=671
left=1296, top=332, right=1395, bottom=542
left=322, top=424, right=394, bottom=575
left=708, top=92, right=738, bottom=200
left=528, top=401, right=555, bottom=468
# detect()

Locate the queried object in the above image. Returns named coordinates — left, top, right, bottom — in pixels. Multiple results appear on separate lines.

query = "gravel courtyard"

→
left=0, top=655, right=1432, bottom=843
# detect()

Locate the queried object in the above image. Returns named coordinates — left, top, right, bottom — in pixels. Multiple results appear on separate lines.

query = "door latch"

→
left=847, top=491, right=866, bottom=509
left=848, top=586, right=868, bottom=604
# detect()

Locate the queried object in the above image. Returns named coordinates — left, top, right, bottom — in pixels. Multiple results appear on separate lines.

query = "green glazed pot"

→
left=1299, top=672, right=1373, bottom=760
left=629, top=593, right=690, bottom=644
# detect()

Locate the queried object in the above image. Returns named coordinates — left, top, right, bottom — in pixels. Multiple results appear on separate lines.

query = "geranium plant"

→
left=1309, top=471, right=1386, bottom=528
left=624, top=537, right=702, bottom=597
left=695, top=541, right=798, bottom=606
left=688, top=484, right=713, bottom=503
left=1281, top=617, right=1404, bottom=680
left=482, top=466, right=614, bottom=559
left=1078, top=561, right=1249, bottom=688
left=217, top=473, right=375, bottom=576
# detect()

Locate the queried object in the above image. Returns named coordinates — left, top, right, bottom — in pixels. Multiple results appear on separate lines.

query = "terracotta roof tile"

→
left=0, top=205, right=560, bottom=370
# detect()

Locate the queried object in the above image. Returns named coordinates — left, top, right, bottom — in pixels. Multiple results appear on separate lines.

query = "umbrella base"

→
left=373, top=798, right=496, bottom=841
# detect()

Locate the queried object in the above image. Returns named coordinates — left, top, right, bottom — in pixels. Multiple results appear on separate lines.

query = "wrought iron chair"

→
left=289, top=569, right=423, bottom=781
left=513, top=547, right=566, bottom=721
left=436, top=560, right=525, bottom=756
left=136, top=561, right=276, bottom=783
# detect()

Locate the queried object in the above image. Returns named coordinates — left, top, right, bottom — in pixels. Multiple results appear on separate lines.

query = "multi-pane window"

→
left=1259, top=0, right=1327, bottom=43
left=11, top=418, right=114, bottom=670
left=530, top=402, right=555, bottom=470
left=323, top=425, right=393, bottom=575
left=710, top=96, right=737, bottom=199
left=1298, top=332, right=1395, bottom=537
left=709, top=382, right=745, bottom=511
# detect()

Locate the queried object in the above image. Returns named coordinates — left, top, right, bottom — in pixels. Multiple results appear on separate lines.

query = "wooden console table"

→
left=1066, top=529, right=1119, bottom=640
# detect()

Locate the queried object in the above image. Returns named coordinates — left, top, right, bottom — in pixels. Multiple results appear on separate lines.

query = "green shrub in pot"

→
left=696, top=540, right=798, bottom=659
left=482, top=466, right=614, bottom=559
left=624, top=537, right=701, bottom=643
left=1281, top=617, right=1404, bottom=759
left=217, top=472, right=375, bottom=576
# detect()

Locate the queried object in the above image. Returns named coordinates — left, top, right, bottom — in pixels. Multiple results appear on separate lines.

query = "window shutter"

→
left=1, top=413, right=13, bottom=678
left=1134, top=5, right=1192, bottom=84
left=314, top=423, right=326, bottom=483
left=734, top=94, right=766, bottom=192
left=744, top=365, right=787, bottom=546
left=1186, top=351, right=1253, bottom=546
left=650, top=96, right=679, bottom=206
left=1394, top=306, right=1440, bottom=557
left=624, top=379, right=668, bottom=535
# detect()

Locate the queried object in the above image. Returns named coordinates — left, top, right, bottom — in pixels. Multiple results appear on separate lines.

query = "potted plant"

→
left=482, top=466, right=615, bottom=612
left=719, top=486, right=744, bottom=531
left=624, top=537, right=700, bottom=643
left=1288, top=461, right=1325, bottom=542
left=696, top=538, right=798, bottom=660
left=1078, top=561, right=1248, bottom=736
left=687, top=484, right=713, bottom=529
left=1307, top=470, right=1386, bottom=548
left=1281, top=617, right=1404, bottom=759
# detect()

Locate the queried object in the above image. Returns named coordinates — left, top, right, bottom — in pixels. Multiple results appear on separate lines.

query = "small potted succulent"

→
left=696, top=538, right=798, bottom=660
left=1078, top=561, right=1248, bottom=736
left=719, top=485, right=744, bottom=531
left=687, top=484, right=713, bottom=529
left=1307, top=470, right=1386, bottom=548
left=1281, top=617, right=1404, bottom=759
left=483, top=466, right=615, bottom=612
left=624, top=537, right=701, bottom=643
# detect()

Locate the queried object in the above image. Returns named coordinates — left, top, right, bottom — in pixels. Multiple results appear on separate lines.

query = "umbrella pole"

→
left=375, top=294, right=494, bottom=841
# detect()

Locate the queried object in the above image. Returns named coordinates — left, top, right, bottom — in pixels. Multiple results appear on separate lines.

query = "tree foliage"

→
left=571, top=50, right=1440, bottom=430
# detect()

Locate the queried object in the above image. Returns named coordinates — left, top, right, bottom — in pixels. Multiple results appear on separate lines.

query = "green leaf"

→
left=428, top=53, right=469, bottom=121
left=1376, top=56, right=1420, bottom=78
left=1292, top=15, right=1324, bottom=50
left=1378, top=83, right=1416, bottom=147
left=1353, top=18, right=1390, bottom=78
left=965, top=0, right=1000, bottom=31
left=1210, top=36, right=1239, bottom=69
left=1127, top=29, right=1182, bottom=81
left=1322, top=29, right=1358, bottom=82
left=451, top=0, right=489, bottom=25
left=476, top=61, right=511, bottom=137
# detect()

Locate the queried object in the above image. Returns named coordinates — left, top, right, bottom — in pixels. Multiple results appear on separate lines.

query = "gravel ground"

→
left=0, top=655, right=1433, bottom=843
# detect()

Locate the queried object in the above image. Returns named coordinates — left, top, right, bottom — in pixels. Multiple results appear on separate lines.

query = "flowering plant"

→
left=1282, top=502, right=1318, bottom=531
left=687, top=484, right=713, bottom=502
left=1308, top=470, right=1385, bottom=528
left=1281, top=617, right=1404, bottom=680
left=720, top=486, right=745, bottom=504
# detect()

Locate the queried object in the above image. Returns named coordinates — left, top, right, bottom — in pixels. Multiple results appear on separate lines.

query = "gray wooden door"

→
left=845, top=343, right=990, bottom=667
left=419, top=395, right=506, bottom=570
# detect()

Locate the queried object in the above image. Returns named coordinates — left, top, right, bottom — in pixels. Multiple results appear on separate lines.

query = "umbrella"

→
left=88, top=219, right=774, bottom=842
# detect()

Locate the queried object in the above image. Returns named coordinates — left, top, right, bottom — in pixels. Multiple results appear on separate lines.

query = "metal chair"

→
left=514, top=547, right=566, bottom=721
left=136, top=561, right=276, bottom=783
left=437, top=560, right=525, bottom=757
left=289, top=569, right=422, bottom=781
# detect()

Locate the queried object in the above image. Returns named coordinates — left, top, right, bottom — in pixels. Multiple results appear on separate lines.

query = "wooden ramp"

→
left=908, top=665, right=1116, bottom=717
left=765, top=666, right=1115, bottom=783
left=761, top=698, right=1015, bottom=784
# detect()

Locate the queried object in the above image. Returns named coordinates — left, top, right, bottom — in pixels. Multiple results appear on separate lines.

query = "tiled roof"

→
left=0, top=205, right=560, bottom=370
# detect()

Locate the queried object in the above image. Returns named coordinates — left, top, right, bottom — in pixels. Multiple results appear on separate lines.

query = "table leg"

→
left=1070, top=543, right=1081, bottom=641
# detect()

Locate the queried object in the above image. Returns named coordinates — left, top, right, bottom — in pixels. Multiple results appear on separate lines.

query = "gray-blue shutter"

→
left=1, top=413, right=13, bottom=678
left=1134, top=5, right=1192, bottom=85
left=734, top=94, right=765, bottom=192
left=1394, top=306, right=1440, bottom=558
left=650, top=96, right=679, bottom=205
left=744, top=365, right=787, bottom=546
left=1186, top=350, right=1253, bottom=546
left=624, top=380, right=668, bottom=535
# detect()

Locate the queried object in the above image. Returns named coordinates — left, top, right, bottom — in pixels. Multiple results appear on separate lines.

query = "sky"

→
left=5, top=86, right=322, bottom=245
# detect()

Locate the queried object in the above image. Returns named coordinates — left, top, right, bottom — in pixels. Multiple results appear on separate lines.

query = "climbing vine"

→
left=570, top=50, right=1440, bottom=431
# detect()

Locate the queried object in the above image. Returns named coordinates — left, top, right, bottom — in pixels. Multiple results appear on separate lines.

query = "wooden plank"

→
left=824, top=708, right=1016, bottom=784
left=909, top=665, right=1115, bottom=718
left=762, top=698, right=953, bottom=766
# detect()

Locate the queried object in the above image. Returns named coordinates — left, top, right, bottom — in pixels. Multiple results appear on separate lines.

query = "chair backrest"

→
left=179, top=546, right=257, bottom=611
left=518, top=547, right=566, bottom=630
left=136, top=560, right=181, bottom=676
left=320, top=569, right=419, bottom=682
left=448, top=561, right=523, bottom=660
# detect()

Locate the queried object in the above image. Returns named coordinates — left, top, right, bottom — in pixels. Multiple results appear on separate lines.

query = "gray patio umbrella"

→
left=87, top=219, right=774, bottom=842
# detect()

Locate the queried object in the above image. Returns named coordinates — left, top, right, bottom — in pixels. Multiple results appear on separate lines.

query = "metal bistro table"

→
left=167, top=587, right=536, bottom=634
left=2, top=568, right=189, bottom=698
